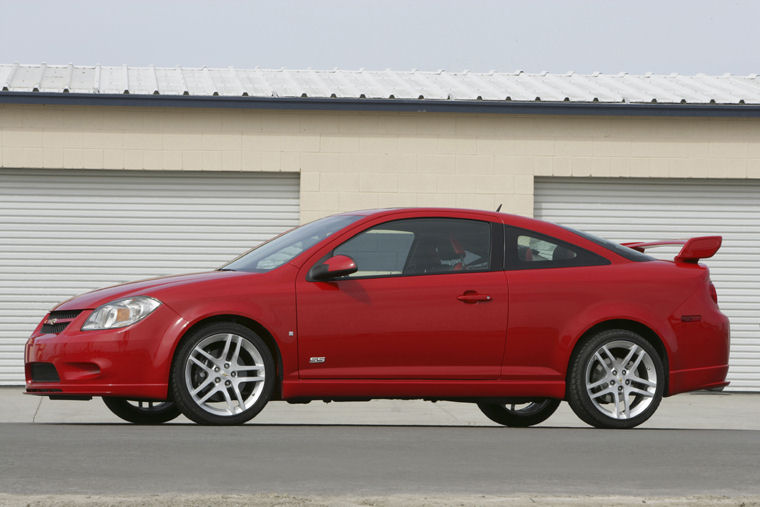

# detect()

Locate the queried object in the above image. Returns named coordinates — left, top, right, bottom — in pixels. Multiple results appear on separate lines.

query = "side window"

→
left=516, top=235, right=577, bottom=264
left=506, top=226, right=609, bottom=270
left=335, top=228, right=415, bottom=277
left=333, top=218, right=491, bottom=278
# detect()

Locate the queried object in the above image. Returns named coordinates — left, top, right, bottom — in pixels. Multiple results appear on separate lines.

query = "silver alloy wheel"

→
left=585, top=339, right=658, bottom=420
left=184, top=332, right=266, bottom=417
left=126, top=400, right=172, bottom=411
left=505, top=401, right=552, bottom=414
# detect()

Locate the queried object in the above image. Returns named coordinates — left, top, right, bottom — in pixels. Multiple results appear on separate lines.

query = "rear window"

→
left=560, top=226, right=655, bottom=262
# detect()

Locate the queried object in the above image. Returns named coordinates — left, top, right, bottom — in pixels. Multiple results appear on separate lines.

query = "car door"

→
left=295, top=215, right=508, bottom=380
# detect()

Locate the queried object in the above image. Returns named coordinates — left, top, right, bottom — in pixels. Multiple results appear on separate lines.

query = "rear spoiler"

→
left=621, top=236, right=722, bottom=264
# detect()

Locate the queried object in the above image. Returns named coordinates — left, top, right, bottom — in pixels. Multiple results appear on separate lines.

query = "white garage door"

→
left=0, top=169, right=300, bottom=385
left=535, top=177, right=760, bottom=392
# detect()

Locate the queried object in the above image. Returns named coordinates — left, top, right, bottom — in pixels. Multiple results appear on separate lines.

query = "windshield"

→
left=222, top=214, right=363, bottom=273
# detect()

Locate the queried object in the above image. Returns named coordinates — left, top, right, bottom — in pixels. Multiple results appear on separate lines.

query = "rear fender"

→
left=558, top=301, right=675, bottom=377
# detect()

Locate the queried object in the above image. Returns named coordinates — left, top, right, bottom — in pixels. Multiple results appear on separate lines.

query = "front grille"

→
left=40, top=310, right=83, bottom=334
left=29, top=362, right=60, bottom=382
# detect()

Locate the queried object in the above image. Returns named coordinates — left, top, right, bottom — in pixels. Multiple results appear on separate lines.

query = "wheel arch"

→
left=565, top=319, right=670, bottom=398
left=169, top=314, right=284, bottom=400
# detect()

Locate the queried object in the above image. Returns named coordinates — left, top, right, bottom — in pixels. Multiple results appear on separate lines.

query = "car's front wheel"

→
left=567, top=329, right=664, bottom=429
left=478, top=399, right=561, bottom=427
left=171, top=322, right=275, bottom=425
left=102, top=397, right=181, bottom=424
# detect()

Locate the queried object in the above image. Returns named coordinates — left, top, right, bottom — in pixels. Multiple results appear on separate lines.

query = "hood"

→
left=54, top=270, right=248, bottom=311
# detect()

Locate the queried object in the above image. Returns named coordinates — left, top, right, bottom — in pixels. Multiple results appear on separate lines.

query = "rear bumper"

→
left=24, top=305, right=186, bottom=400
left=666, top=301, right=730, bottom=396
left=668, top=364, right=730, bottom=396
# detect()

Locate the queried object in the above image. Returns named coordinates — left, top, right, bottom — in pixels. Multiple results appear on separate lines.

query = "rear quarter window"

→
left=505, top=226, right=611, bottom=270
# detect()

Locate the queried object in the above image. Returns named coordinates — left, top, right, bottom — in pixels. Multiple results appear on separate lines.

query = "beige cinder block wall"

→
left=1, top=104, right=759, bottom=223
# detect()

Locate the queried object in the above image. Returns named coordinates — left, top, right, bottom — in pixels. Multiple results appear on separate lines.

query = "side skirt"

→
left=281, top=379, right=566, bottom=401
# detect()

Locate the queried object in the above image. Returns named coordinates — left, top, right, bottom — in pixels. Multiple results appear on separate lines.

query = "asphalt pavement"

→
left=1, top=388, right=760, bottom=505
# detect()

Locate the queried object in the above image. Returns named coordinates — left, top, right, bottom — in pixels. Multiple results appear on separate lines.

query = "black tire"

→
left=567, top=329, right=664, bottom=429
left=171, top=322, right=275, bottom=425
left=102, top=397, right=181, bottom=424
left=478, top=399, right=561, bottom=427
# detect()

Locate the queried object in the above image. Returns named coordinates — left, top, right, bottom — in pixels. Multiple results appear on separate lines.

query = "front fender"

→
left=151, top=266, right=299, bottom=382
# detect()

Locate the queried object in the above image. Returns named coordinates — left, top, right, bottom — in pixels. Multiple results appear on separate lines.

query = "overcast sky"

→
left=1, top=0, right=758, bottom=75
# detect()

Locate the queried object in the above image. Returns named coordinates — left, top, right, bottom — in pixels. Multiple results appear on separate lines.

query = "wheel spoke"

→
left=235, top=365, right=264, bottom=372
left=594, top=352, right=612, bottom=373
left=613, top=391, right=621, bottom=418
left=232, top=382, right=246, bottom=408
left=629, top=387, right=654, bottom=398
left=231, top=335, right=243, bottom=364
left=194, top=348, right=219, bottom=365
left=630, top=375, right=656, bottom=388
left=197, top=385, right=220, bottom=404
left=220, top=334, right=233, bottom=362
left=630, top=349, right=647, bottom=371
left=588, top=377, right=610, bottom=390
left=621, top=344, right=639, bottom=368
left=222, top=388, right=236, bottom=414
left=601, top=345, right=617, bottom=364
left=191, top=376, right=213, bottom=396
left=590, top=386, right=613, bottom=400
left=236, top=375, right=264, bottom=384
left=189, top=355, right=214, bottom=373
left=622, top=392, right=631, bottom=418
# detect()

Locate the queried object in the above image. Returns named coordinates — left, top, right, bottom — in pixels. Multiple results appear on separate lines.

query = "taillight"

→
left=709, top=282, right=718, bottom=304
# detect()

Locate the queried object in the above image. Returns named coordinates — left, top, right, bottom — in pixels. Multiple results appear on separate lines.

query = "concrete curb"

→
left=1, top=493, right=759, bottom=506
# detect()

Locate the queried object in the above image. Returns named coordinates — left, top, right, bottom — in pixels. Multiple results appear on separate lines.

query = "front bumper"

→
left=24, top=304, right=187, bottom=400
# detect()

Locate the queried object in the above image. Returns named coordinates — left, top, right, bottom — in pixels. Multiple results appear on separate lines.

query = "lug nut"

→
left=214, top=367, right=220, bottom=372
left=231, top=372, right=237, bottom=377
left=612, top=370, right=617, bottom=375
left=625, top=380, right=630, bottom=385
left=618, top=385, right=623, bottom=392
left=215, top=377, right=221, bottom=383
left=225, top=380, right=231, bottom=386
left=224, top=363, right=230, bottom=369
left=622, top=370, right=627, bottom=375
left=610, top=380, right=615, bottom=385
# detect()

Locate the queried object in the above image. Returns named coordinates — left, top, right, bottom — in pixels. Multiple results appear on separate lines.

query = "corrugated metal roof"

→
left=1, top=64, right=759, bottom=105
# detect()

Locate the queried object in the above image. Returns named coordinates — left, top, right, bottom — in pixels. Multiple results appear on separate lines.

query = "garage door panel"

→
left=536, top=177, right=760, bottom=392
left=0, top=168, right=299, bottom=385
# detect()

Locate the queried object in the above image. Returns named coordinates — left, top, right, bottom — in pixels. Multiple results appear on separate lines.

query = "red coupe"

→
left=24, top=208, right=729, bottom=428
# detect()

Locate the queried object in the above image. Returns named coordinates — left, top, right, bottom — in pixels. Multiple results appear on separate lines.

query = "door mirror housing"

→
left=309, top=254, right=358, bottom=281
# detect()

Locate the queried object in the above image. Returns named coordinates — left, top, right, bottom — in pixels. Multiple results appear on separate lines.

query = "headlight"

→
left=81, top=297, right=161, bottom=330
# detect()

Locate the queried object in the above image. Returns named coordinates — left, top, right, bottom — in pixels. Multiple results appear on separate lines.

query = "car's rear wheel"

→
left=478, top=399, right=560, bottom=427
left=102, top=397, right=181, bottom=424
left=171, top=322, right=275, bottom=425
left=567, top=329, right=664, bottom=429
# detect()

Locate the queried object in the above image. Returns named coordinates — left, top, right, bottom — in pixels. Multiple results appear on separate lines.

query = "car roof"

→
left=338, top=207, right=556, bottom=231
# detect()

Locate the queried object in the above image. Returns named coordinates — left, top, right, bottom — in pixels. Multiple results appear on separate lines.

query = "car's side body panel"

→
left=24, top=208, right=730, bottom=406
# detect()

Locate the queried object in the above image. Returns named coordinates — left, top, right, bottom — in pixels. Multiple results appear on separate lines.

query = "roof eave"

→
left=1, top=91, right=759, bottom=118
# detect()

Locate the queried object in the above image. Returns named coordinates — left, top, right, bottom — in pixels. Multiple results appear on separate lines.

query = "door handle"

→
left=457, top=292, right=492, bottom=304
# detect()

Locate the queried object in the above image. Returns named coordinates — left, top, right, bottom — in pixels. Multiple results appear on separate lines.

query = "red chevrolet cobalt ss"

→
left=24, top=208, right=730, bottom=428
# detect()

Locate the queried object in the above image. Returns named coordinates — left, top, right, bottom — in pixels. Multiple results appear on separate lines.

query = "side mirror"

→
left=309, top=254, right=358, bottom=281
